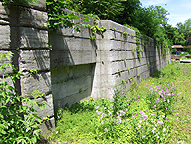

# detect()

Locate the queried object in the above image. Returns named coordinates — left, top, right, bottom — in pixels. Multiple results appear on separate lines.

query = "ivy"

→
left=1, top=0, right=37, bottom=6
left=47, top=0, right=91, bottom=34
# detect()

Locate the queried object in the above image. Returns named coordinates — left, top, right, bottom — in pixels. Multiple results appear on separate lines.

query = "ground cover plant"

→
left=44, top=62, right=191, bottom=143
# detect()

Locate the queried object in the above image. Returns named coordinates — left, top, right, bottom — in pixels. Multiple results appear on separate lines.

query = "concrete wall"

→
left=0, top=1, right=171, bottom=133
left=50, top=19, right=171, bottom=111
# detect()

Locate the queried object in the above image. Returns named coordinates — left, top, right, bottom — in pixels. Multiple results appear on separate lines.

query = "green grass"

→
left=42, top=62, right=191, bottom=144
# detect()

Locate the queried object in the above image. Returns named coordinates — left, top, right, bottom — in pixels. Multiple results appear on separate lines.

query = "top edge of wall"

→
left=99, top=20, right=136, bottom=36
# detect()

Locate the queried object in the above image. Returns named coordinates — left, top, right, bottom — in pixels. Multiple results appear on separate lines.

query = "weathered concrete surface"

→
left=0, top=25, right=10, bottom=49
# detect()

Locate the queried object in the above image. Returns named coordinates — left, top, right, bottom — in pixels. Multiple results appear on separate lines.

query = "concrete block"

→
left=29, top=0, right=46, bottom=11
left=53, top=86, right=92, bottom=111
left=50, top=35, right=96, bottom=51
left=51, top=63, right=95, bottom=84
left=50, top=50, right=96, bottom=67
left=21, top=72, right=51, bottom=96
left=19, top=50, right=50, bottom=72
left=20, top=27, right=48, bottom=49
left=0, top=25, right=10, bottom=49
left=52, top=75, right=93, bottom=100
left=99, top=20, right=135, bottom=36
left=0, top=2, right=9, bottom=21
left=19, top=8, right=47, bottom=29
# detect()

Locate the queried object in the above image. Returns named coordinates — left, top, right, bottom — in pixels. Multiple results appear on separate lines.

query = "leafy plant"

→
left=29, top=69, right=37, bottom=74
left=79, top=88, right=82, bottom=93
left=0, top=52, right=49, bottom=144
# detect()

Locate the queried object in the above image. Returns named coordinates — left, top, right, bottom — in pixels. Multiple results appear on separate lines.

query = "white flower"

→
left=163, top=128, right=166, bottom=132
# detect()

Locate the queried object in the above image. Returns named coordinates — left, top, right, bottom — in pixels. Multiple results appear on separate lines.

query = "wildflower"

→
left=144, top=115, right=148, bottom=120
left=95, top=106, right=99, bottom=110
left=132, top=111, right=134, bottom=113
left=153, top=105, right=156, bottom=108
left=108, top=110, right=112, bottom=116
left=146, top=109, right=149, bottom=112
left=108, top=87, right=111, bottom=89
left=104, top=107, right=107, bottom=110
left=139, top=111, right=145, bottom=116
left=139, top=120, right=143, bottom=124
left=157, top=119, right=164, bottom=125
left=101, top=121, right=104, bottom=124
left=137, top=95, right=140, bottom=98
left=97, top=111, right=102, bottom=115
left=104, top=128, right=108, bottom=132
left=162, top=115, right=165, bottom=118
left=167, top=99, right=170, bottom=103
left=176, top=113, right=179, bottom=115
left=163, top=128, right=166, bottom=132
left=127, top=104, right=129, bottom=106
left=110, top=104, right=113, bottom=107
left=119, top=110, right=126, bottom=115
left=101, top=113, right=107, bottom=118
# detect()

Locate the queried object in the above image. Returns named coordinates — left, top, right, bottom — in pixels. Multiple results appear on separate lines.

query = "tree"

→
left=67, top=0, right=124, bottom=20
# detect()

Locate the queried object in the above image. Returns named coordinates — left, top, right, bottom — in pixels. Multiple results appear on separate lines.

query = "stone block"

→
left=50, top=50, right=96, bottom=67
left=0, top=2, right=9, bottom=21
left=99, top=20, right=135, bottom=36
left=19, top=50, right=50, bottom=72
left=53, top=86, right=92, bottom=111
left=20, top=27, right=48, bottom=49
left=49, top=35, right=97, bottom=51
left=21, top=72, right=51, bottom=96
left=0, top=25, right=10, bottom=49
left=29, top=0, right=46, bottom=11
left=19, top=8, right=47, bottom=29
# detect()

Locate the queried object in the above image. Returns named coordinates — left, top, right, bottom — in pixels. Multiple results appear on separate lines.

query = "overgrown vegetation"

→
left=43, top=62, right=191, bottom=143
left=0, top=53, right=49, bottom=143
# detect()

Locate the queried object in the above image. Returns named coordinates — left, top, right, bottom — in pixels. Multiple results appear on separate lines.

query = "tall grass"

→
left=43, top=62, right=191, bottom=144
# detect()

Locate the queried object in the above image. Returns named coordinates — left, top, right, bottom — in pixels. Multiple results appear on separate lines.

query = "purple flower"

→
left=104, top=128, right=108, bottom=132
left=110, top=104, right=113, bottom=107
left=153, top=105, right=156, bottom=108
left=119, top=110, right=126, bottom=115
left=144, top=115, right=148, bottom=119
left=162, top=115, right=165, bottom=118
left=101, top=121, right=104, bottom=124
left=101, top=113, right=107, bottom=118
left=97, top=111, right=102, bottom=115
left=95, top=106, right=99, bottom=110
left=139, top=111, right=145, bottom=116
left=108, top=110, right=112, bottom=116
left=157, top=119, right=164, bottom=125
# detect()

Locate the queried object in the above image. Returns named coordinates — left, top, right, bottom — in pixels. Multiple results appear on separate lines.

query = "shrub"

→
left=0, top=52, right=49, bottom=144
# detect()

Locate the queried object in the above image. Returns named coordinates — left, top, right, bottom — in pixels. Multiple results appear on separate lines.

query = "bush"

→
left=0, top=52, right=49, bottom=144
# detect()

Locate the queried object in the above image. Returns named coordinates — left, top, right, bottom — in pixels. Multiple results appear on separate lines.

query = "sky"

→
left=140, top=0, right=191, bottom=27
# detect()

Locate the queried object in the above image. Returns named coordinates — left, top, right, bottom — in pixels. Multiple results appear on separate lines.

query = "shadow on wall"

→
left=49, top=28, right=96, bottom=112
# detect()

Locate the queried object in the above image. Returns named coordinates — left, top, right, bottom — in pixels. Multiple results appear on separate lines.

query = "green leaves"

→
left=0, top=52, right=49, bottom=144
